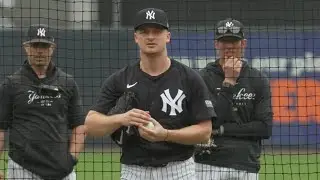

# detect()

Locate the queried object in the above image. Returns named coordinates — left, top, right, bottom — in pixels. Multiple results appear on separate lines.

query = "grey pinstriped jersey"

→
left=121, top=157, right=196, bottom=180
left=7, top=157, right=76, bottom=180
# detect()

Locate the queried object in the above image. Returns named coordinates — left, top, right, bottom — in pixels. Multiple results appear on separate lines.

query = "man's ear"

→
left=241, top=39, right=247, bottom=49
left=134, top=32, right=138, bottom=44
left=50, top=44, right=56, bottom=50
left=166, top=31, right=171, bottom=43
left=23, top=44, right=30, bottom=54
left=49, top=44, right=56, bottom=54
left=214, top=40, right=219, bottom=49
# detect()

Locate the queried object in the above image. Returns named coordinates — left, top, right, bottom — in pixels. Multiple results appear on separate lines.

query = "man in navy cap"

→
left=194, top=18, right=273, bottom=180
left=85, top=8, right=215, bottom=180
left=0, top=24, right=86, bottom=179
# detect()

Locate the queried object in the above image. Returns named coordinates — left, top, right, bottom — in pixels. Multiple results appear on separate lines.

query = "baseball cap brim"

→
left=216, top=34, right=244, bottom=41
left=134, top=22, right=168, bottom=30
left=23, top=38, right=55, bottom=45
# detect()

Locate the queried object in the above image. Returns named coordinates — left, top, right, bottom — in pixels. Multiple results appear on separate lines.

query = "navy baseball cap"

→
left=134, top=8, right=169, bottom=30
left=23, top=24, right=55, bottom=45
left=215, top=18, right=245, bottom=41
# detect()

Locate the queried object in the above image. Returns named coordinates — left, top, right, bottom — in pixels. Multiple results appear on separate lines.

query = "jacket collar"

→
left=21, top=60, right=57, bottom=83
left=206, top=58, right=248, bottom=79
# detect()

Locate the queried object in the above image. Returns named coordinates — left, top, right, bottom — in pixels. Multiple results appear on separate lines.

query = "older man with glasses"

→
left=194, top=18, right=273, bottom=180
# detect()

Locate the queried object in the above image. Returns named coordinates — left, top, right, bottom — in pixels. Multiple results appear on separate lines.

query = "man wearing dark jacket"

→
left=0, top=24, right=86, bottom=180
left=194, top=18, right=273, bottom=180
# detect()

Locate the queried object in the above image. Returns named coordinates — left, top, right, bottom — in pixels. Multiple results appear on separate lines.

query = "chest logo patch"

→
left=28, top=90, right=61, bottom=107
left=160, top=89, right=186, bottom=116
left=233, top=88, right=256, bottom=106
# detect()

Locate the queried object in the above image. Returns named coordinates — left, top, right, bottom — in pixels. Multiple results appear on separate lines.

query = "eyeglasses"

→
left=217, top=26, right=241, bottom=34
left=30, top=42, right=52, bottom=48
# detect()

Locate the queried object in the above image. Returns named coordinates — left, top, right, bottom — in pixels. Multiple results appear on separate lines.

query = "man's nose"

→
left=224, top=43, right=235, bottom=49
left=35, top=49, right=44, bottom=54
left=146, top=32, right=156, bottom=39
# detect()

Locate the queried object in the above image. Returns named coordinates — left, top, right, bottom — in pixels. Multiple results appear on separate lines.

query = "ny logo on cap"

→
left=37, top=28, right=46, bottom=37
left=146, top=10, right=155, bottom=20
left=225, top=22, right=234, bottom=28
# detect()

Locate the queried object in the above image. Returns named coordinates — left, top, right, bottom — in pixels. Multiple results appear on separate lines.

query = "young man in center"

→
left=84, top=8, right=216, bottom=180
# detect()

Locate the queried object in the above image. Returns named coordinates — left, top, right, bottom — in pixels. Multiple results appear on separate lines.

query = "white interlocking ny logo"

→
left=225, top=22, right=234, bottom=28
left=37, top=28, right=46, bottom=37
left=146, top=10, right=155, bottom=20
left=160, top=89, right=186, bottom=116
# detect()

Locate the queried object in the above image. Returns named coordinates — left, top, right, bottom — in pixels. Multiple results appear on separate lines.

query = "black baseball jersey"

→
left=194, top=59, right=273, bottom=173
left=0, top=61, right=83, bottom=179
left=92, top=59, right=216, bottom=167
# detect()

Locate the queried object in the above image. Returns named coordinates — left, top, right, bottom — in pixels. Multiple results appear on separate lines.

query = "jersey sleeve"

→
left=0, top=78, right=13, bottom=130
left=67, top=79, right=84, bottom=129
left=90, top=73, right=122, bottom=115
left=189, top=70, right=217, bottom=123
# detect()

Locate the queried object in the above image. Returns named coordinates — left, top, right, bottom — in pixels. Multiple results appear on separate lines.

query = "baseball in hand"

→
left=145, top=121, right=155, bottom=129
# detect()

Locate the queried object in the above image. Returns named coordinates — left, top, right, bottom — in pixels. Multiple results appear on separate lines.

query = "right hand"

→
left=138, top=118, right=168, bottom=142
left=195, top=137, right=218, bottom=156
left=0, top=171, right=4, bottom=180
left=120, top=108, right=151, bottom=127
left=222, top=56, right=242, bottom=84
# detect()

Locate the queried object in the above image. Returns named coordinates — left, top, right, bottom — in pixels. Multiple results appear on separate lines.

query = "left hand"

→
left=69, top=153, right=79, bottom=166
left=0, top=170, right=4, bottom=180
left=223, top=56, right=242, bottom=84
left=195, top=137, right=218, bottom=156
left=138, top=118, right=168, bottom=142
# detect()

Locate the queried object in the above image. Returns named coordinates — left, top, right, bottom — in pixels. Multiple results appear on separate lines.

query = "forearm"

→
left=214, top=91, right=234, bottom=127
left=69, top=125, right=86, bottom=158
left=85, top=111, right=123, bottom=137
left=165, top=120, right=212, bottom=145
left=222, top=119, right=272, bottom=138
left=0, top=130, right=5, bottom=157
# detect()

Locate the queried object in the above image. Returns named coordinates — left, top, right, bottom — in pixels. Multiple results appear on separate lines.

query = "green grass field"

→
left=75, top=151, right=320, bottom=180
left=1, top=151, right=319, bottom=180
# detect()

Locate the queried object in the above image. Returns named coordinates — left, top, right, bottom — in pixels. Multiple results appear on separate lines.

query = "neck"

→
left=219, top=58, right=225, bottom=66
left=32, top=66, right=48, bottom=79
left=139, top=51, right=170, bottom=76
left=28, top=60, right=49, bottom=79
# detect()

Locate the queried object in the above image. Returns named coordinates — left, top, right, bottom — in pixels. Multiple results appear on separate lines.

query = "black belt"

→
left=134, top=162, right=168, bottom=167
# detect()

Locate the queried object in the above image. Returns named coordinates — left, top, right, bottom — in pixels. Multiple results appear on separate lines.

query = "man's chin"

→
left=32, top=60, right=48, bottom=67
left=142, top=49, right=161, bottom=55
left=223, top=54, right=236, bottom=58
